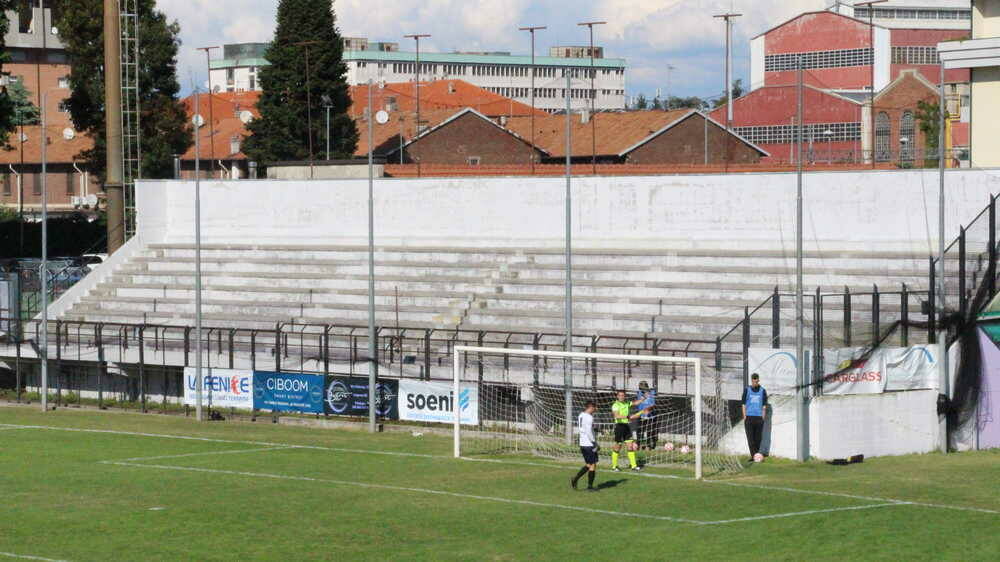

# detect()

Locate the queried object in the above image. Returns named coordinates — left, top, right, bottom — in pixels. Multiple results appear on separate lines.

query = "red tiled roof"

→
left=349, top=80, right=546, bottom=119
left=505, top=110, right=696, bottom=158
left=0, top=125, right=94, bottom=165
left=180, top=92, right=260, bottom=160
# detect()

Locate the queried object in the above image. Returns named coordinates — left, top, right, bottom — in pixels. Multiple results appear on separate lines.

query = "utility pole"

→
left=404, top=34, right=431, bottom=177
left=714, top=12, right=741, bottom=173
left=855, top=1, right=888, bottom=167
left=366, top=80, right=378, bottom=434
left=665, top=64, right=676, bottom=110
left=292, top=40, right=322, bottom=179
left=577, top=21, right=605, bottom=175
left=795, top=55, right=808, bottom=462
left=193, top=89, right=204, bottom=422
left=937, top=62, right=948, bottom=453
left=197, top=46, right=220, bottom=176
left=519, top=25, right=546, bottom=175
left=564, top=70, right=573, bottom=445
left=104, top=0, right=125, bottom=253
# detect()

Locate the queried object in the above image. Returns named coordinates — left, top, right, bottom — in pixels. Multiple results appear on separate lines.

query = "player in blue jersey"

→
left=635, top=381, right=657, bottom=451
left=742, top=373, right=769, bottom=462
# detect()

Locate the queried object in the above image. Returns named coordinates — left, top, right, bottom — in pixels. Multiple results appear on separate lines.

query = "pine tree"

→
left=8, top=81, right=40, bottom=125
left=0, top=1, right=23, bottom=148
left=243, top=0, right=358, bottom=165
left=57, top=0, right=191, bottom=180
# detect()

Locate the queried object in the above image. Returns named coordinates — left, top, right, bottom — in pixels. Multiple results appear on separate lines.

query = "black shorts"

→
left=614, top=423, right=634, bottom=443
left=580, top=446, right=598, bottom=465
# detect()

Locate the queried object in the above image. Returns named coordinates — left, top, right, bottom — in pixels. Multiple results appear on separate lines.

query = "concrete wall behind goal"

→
left=719, top=390, right=939, bottom=460
left=137, top=169, right=1000, bottom=251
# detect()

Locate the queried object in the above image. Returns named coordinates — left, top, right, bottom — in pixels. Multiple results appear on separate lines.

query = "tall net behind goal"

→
left=452, top=346, right=744, bottom=478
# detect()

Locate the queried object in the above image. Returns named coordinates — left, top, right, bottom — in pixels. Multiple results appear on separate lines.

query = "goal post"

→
left=452, top=345, right=723, bottom=479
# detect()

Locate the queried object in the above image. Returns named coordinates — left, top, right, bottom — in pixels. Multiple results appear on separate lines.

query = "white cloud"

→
left=157, top=0, right=830, bottom=99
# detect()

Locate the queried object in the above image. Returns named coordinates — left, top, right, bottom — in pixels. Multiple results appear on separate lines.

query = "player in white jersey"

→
left=572, top=401, right=599, bottom=491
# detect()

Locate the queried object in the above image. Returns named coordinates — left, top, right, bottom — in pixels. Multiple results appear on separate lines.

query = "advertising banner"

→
left=324, top=376, right=399, bottom=420
left=252, top=372, right=325, bottom=413
left=183, top=368, right=254, bottom=409
left=398, top=380, right=479, bottom=425
left=748, top=344, right=939, bottom=396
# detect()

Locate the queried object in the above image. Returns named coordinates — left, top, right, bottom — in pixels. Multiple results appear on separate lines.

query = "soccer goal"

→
left=451, top=346, right=745, bottom=479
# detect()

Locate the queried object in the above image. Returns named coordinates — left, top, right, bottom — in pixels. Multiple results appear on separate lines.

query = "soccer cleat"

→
left=612, top=466, right=621, bottom=472
left=571, top=478, right=578, bottom=490
left=631, top=466, right=642, bottom=472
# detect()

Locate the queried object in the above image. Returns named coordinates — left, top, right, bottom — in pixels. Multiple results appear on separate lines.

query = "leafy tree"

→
left=8, top=81, right=40, bottom=125
left=0, top=1, right=22, bottom=148
left=666, top=96, right=706, bottom=110
left=651, top=96, right=663, bottom=110
left=243, top=0, right=357, bottom=165
left=633, top=94, right=648, bottom=110
left=57, top=0, right=192, bottom=181
left=915, top=100, right=948, bottom=168
left=730, top=78, right=744, bottom=100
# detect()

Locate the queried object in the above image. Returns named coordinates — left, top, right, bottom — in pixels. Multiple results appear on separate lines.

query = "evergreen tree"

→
left=243, top=0, right=357, bottom=164
left=8, top=81, right=40, bottom=125
left=0, top=1, right=22, bottom=148
left=57, top=0, right=191, bottom=181
left=633, top=94, right=648, bottom=110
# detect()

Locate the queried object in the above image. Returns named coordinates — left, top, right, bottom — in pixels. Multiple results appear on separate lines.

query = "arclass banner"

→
left=324, top=376, right=399, bottom=420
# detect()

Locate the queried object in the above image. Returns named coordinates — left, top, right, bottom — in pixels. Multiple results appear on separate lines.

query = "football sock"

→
left=628, top=451, right=637, bottom=468
left=574, top=466, right=588, bottom=482
left=587, top=471, right=596, bottom=488
left=611, top=451, right=619, bottom=467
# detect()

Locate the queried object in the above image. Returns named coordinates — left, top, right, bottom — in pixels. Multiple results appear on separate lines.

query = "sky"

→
left=159, top=0, right=830, bottom=101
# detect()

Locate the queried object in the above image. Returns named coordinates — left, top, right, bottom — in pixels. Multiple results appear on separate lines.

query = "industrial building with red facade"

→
left=719, top=4, right=972, bottom=165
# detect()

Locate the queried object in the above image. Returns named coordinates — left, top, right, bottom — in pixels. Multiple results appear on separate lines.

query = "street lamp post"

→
left=404, top=34, right=431, bottom=177
left=519, top=25, right=546, bottom=175
left=855, top=0, right=888, bottom=168
left=577, top=21, right=605, bottom=175
left=292, top=40, right=322, bottom=179
left=39, top=86, right=67, bottom=412
left=665, top=64, right=676, bottom=110
left=197, top=46, right=220, bottom=175
left=824, top=128, right=834, bottom=163
left=322, top=95, right=333, bottom=161
left=714, top=12, right=742, bottom=172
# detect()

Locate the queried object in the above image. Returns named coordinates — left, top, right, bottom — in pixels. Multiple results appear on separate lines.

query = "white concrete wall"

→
left=750, top=36, right=765, bottom=91
left=720, top=390, right=939, bottom=459
left=136, top=169, right=1000, bottom=251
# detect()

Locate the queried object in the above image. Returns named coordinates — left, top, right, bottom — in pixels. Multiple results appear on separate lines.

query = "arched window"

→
left=875, top=112, right=891, bottom=162
left=900, top=111, right=915, bottom=165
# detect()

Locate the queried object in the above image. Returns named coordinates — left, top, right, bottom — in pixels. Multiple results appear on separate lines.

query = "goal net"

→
left=451, top=346, right=744, bottom=478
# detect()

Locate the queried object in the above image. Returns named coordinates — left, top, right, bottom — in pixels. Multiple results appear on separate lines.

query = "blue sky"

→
left=160, top=0, right=827, bottom=101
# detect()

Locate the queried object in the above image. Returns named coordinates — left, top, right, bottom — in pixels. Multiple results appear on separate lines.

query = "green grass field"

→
left=1, top=405, right=998, bottom=561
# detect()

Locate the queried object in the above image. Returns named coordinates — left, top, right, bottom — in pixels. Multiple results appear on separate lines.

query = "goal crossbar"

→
left=452, top=345, right=703, bottom=479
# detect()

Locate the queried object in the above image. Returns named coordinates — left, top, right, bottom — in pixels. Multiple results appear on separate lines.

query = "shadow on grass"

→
left=595, top=479, right=627, bottom=490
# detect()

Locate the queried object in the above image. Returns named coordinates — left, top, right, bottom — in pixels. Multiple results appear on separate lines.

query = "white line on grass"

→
left=7, top=423, right=998, bottom=516
left=705, top=480, right=1000, bottom=515
left=101, top=446, right=293, bottom=463
left=0, top=423, right=438, bottom=459
left=702, top=502, right=906, bottom=525
left=104, top=461, right=706, bottom=524
left=0, top=552, right=68, bottom=562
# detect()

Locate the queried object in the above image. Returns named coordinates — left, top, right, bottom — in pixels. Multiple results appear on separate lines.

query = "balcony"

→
left=937, top=37, right=1000, bottom=70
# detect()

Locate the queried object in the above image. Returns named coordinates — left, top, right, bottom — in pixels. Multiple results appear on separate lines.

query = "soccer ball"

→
left=663, top=442, right=674, bottom=451
left=679, top=445, right=690, bottom=454
left=754, top=453, right=764, bottom=463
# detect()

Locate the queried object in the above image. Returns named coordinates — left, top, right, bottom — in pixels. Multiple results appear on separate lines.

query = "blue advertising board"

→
left=324, top=376, right=399, bottom=420
left=252, top=372, right=325, bottom=413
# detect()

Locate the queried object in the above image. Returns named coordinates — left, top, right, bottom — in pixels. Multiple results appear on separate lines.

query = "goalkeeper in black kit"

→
left=572, top=401, right=599, bottom=492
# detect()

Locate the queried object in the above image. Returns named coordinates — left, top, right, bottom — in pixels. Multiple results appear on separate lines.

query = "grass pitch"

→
left=1, top=406, right=998, bottom=561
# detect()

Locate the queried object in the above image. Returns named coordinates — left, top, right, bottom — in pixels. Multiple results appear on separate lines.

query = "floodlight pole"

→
left=367, top=79, right=378, bottom=434
left=578, top=21, right=605, bottom=175
left=564, top=71, right=573, bottom=445
left=405, top=34, right=431, bottom=177
left=40, top=92, right=49, bottom=412
left=937, top=62, right=948, bottom=453
left=519, top=25, right=546, bottom=174
left=714, top=13, right=741, bottom=173
left=855, top=0, right=887, bottom=167
left=194, top=90, right=204, bottom=422
left=795, top=56, right=808, bottom=462
left=197, top=46, right=220, bottom=175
